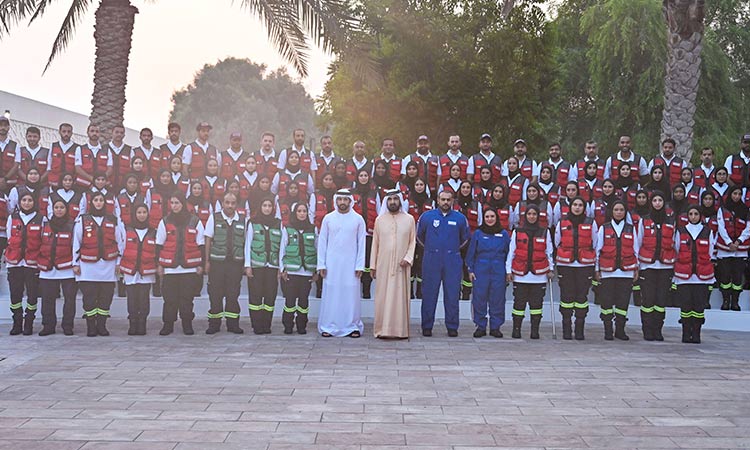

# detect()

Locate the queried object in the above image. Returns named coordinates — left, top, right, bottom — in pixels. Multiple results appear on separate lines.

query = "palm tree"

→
left=0, top=0, right=359, bottom=138
left=660, top=0, right=705, bottom=161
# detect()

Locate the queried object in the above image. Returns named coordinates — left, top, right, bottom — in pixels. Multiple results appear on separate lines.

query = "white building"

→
left=0, top=90, right=164, bottom=146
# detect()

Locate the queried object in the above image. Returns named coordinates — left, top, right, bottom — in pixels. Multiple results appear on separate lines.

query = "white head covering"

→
left=379, top=189, right=408, bottom=216
left=333, top=188, right=355, bottom=213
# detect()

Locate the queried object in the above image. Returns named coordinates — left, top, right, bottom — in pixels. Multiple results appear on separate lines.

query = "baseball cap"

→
left=0, top=116, right=9, bottom=124
left=417, top=135, right=429, bottom=142
left=196, top=122, right=213, bottom=131
left=514, top=139, right=527, bottom=146
left=230, top=131, right=242, bottom=139
left=480, top=133, right=492, bottom=141
left=742, top=133, right=750, bottom=142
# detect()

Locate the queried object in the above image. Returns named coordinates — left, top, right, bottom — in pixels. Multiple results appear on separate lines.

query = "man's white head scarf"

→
left=333, top=188, right=355, bottom=213
left=379, top=188, right=408, bottom=216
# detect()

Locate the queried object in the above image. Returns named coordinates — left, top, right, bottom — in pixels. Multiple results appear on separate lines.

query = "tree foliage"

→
left=170, top=58, right=317, bottom=150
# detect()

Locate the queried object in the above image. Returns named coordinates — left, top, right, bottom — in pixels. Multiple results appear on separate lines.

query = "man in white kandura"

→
left=317, top=189, right=367, bottom=337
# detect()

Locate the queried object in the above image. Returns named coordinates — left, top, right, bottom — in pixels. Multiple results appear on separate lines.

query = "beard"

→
left=387, top=202, right=401, bottom=212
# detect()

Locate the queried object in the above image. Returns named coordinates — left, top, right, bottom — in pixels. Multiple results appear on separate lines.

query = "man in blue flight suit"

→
left=417, top=190, right=470, bottom=337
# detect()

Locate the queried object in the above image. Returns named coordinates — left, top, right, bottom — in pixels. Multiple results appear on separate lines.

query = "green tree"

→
left=0, top=0, right=358, bottom=139
left=170, top=58, right=317, bottom=150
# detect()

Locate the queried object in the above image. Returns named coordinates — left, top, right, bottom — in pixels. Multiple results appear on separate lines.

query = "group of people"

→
left=1, top=114, right=748, bottom=344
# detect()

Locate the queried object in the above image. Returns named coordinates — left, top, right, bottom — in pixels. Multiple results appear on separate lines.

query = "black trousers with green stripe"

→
left=677, top=284, right=708, bottom=323
left=599, top=277, right=631, bottom=320
left=207, top=260, right=244, bottom=320
left=80, top=281, right=115, bottom=318
left=248, top=267, right=279, bottom=331
left=8, top=266, right=40, bottom=318
left=557, top=266, right=593, bottom=318
left=512, top=283, right=545, bottom=318
left=282, top=274, right=312, bottom=331
left=640, top=268, right=671, bottom=321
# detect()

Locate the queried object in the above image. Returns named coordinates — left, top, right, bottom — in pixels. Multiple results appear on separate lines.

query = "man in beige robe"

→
left=371, top=190, right=416, bottom=338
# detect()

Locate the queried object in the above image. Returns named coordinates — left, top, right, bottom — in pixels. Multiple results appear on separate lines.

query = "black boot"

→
left=652, top=316, right=664, bottom=341
left=159, top=321, right=174, bottom=336
left=22, top=314, right=35, bottom=336
left=226, top=318, right=244, bottom=334
left=461, top=286, right=471, bottom=300
left=511, top=316, right=523, bottom=339
left=530, top=315, right=541, bottom=340
left=182, top=317, right=195, bottom=335
left=681, top=317, right=693, bottom=343
left=206, top=318, right=221, bottom=335
left=96, top=316, right=110, bottom=336
left=603, top=318, right=614, bottom=341
left=614, top=316, right=629, bottom=341
left=415, top=281, right=422, bottom=299
left=139, top=318, right=148, bottom=335
left=473, top=327, right=486, bottom=338
left=62, top=325, right=74, bottom=336
left=128, top=319, right=138, bottom=336
left=152, top=280, right=162, bottom=297
left=730, top=291, right=741, bottom=311
left=574, top=317, right=585, bottom=340
left=692, top=320, right=702, bottom=344
left=362, top=277, right=372, bottom=299
left=86, top=317, right=98, bottom=337
left=561, top=312, right=573, bottom=340
left=9, top=312, right=22, bottom=336
left=721, top=290, right=731, bottom=310
left=38, top=325, right=56, bottom=336
left=117, top=280, right=126, bottom=297
left=641, top=312, right=654, bottom=341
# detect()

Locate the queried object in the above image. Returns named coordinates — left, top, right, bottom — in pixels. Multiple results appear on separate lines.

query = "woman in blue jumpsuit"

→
left=466, top=207, right=510, bottom=338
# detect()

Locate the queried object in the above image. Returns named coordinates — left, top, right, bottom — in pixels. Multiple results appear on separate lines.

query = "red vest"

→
left=47, top=142, right=78, bottom=188
left=610, top=155, right=643, bottom=182
left=132, top=146, right=164, bottom=180
left=407, top=153, right=440, bottom=191
left=693, top=167, right=716, bottom=189
left=37, top=220, right=75, bottom=271
left=5, top=213, right=43, bottom=265
left=200, top=176, right=226, bottom=206
left=117, top=192, right=146, bottom=227
left=716, top=208, right=750, bottom=251
left=19, top=147, right=50, bottom=183
left=651, top=155, right=684, bottom=187
left=148, top=190, right=165, bottom=230
left=76, top=145, right=110, bottom=187
left=591, top=199, right=608, bottom=227
left=0, top=195, right=7, bottom=232
left=353, top=193, right=378, bottom=235
left=220, top=150, right=248, bottom=180
left=295, top=150, right=314, bottom=173
left=504, top=175, right=526, bottom=207
left=638, top=217, right=676, bottom=264
left=407, top=199, right=433, bottom=224
left=375, top=157, right=403, bottom=184
left=345, top=159, right=372, bottom=183
left=256, top=153, right=279, bottom=179
left=158, top=215, right=202, bottom=268
left=511, top=229, right=550, bottom=275
left=616, top=187, right=638, bottom=211
left=160, top=143, right=186, bottom=169
left=278, top=201, right=292, bottom=227
left=109, top=144, right=132, bottom=190
left=457, top=201, right=480, bottom=231
left=120, top=228, right=158, bottom=275
left=1, top=140, right=18, bottom=190
left=497, top=207, right=512, bottom=231
left=191, top=201, right=212, bottom=225
left=277, top=171, right=310, bottom=203
left=575, top=159, right=605, bottom=181
left=728, top=154, right=749, bottom=187
left=470, top=153, right=502, bottom=183
left=577, top=179, right=603, bottom=203
left=314, top=154, right=342, bottom=187
left=598, top=223, right=637, bottom=271
left=517, top=201, right=549, bottom=229
left=188, top=143, right=218, bottom=179
left=439, top=154, right=469, bottom=183
left=49, top=190, right=83, bottom=220
left=541, top=160, right=570, bottom=186
left=686, top=185, right=702, bottom=206
left=440, top=181, right=460, bottom=196
left=555, top=218, right=596, bottom=265
left=541, top=184, right=561, bottom=207
left=518, top=158, right=535, bottom=180
left=674, top=226, right=714, bottom=280
left=79, top=214, right=120, bottom=262
left=314, top=193, right=331, bottom=229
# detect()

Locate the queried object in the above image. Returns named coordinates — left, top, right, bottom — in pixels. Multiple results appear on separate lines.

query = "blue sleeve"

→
left=460, top=214, right=470, bottom=247
left=501, top=231, right=511, bottom=255
left=465, top=233, right=479, bottom=273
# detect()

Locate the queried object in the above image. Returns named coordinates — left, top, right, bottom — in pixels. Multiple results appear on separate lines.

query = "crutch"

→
left=548, top=277, right=557, bottom=340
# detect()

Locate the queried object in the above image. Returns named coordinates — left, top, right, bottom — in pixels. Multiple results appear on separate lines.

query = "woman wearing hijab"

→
left=47, top=172, right=86, bottom=220
left=244, top=196, right=282, bottom=334
left=591, top=179, right=618, bottom=227
left=372, top=159, right=396, bottom=197
left=156, top=192, right=205, bottom=336
left=187, top=181, right=213, bottom=226
left=636, top=191, right=676, bottom=341
left=595, top=200, right=638, bottom=341
left=502, top=156, right=529, bottom=207
left=352, top=168, right=379, bottom=299
left=438, top=163, right=463, bottom=196
left=130, top=156, right=153, bottom=195
left=555, top=196, right=598, bottom=340
left=553, top=181, right=589, bottom=228
left=5, top=192, right=43, bottom=335
left=674, top=205, right=716, bottom=343
left=401, top=161, right=421, bottom=195
left=615, top=162, right=642, bottom=209
left=513, top=183, right=552, bottom=230
left=507, top=204, right=553, bottom=339
left=407, top=177, right=433, bottom=299
left=279, top=202, right=318, bottom=335
left=577, top=160, right=603, bottom=203
left=644, top=166, right=671, bottom=200
left=670, top=184, right=689, bottom=228
left=682, top=167, right=702, bottom=206
left=315, top=172, right=338, bottom=229
left=466, top=208, right=510, bottom=338
left=332, top=160, right=350, bottom=190
left=699, top=191, right=719, bottom=310
left=87, top=172, right=117, bottom=216
left=629, top=190, right=651, bottom=229
left=168, top=155, right=190, bottom=195
left=73, top=191, right=126, bottom=337
left=473, top=166, right=494, bottom=204
left=456, top=180, right=482, bottom=300
left=38, top=199, right=77, bottom=336
left=485, top=184, right=512, bottom=231
left=715, top=185, right=750, bottom=311
left=120, top=204, right=158, bottom=335
left=709, top=167, right=731, bottom=207
left=538, top=165, right=561, bottom=207
left=200, top=157, right=228, bottom=207
left=272, top=149, right=314, bottom=204
left=9, top=167, right=49, bottom=215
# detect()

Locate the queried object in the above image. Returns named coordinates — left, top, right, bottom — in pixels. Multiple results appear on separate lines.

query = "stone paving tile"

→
left=1, top=318, right=750, bottom=449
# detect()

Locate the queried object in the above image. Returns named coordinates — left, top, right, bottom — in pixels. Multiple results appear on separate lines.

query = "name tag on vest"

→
left=448, top=221, right=456, bottom=225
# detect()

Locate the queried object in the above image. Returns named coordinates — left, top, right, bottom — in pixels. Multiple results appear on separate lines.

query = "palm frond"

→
left=297, top=0, right=357, bottom=53
left=0, top=0, right=40, bottom=34
left=238, top=0, right=310, bottom=76
left=29, top=0, right=58, bottom=23
left=43, top=0, right=93, bottom=73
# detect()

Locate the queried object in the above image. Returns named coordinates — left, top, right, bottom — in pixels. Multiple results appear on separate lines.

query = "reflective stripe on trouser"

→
left=248, top=267, right=279, bottom=331
left=282, top=274, right=311, bottom=331
left=208, top=260, right=243, bottom=320
left=512, top=283, right=545, bottom=321
left=7, top=266, right=40, bottom=316
left=599, top=277, right=631, bottom=320
left=79, top=281, right=115, bottom=320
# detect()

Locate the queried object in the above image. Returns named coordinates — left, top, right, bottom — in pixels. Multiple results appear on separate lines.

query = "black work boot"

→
left=22, top=314, right=35, bottom=336
left=614, top=316, right=629, bottom=341
left=511, top=316, right=523, bottom=339
left=692, top=320, right=702, bottom=344
left=9, top=311, right=23, bottom=335
left=226, top=318, right=244, bottom=334
left=730, top=291, right=741, bottom=311
left=652, top=317, right=665, bottom=341
left=530, top=315, right=541, bottom=340
left=603, top=318, right=614, bottom=341
left=206, top=318, right=221, bottom=335
left=139, top=318, right=148, bottom=335
left=128, top=319, right=138, bottom=336
left=182, top=318, right=195, bottom=335
left=117, top=280, right=126, bottom=298
left=681, top=317, right=693, bottom=343
left=721, top=291, right=731, bottom=310
left=461, top=286, right=471, bottom=300
left=641, top=313, right=654, bottom=341
left=39, top=325, right=56, bottom=336
left=415, top=282, right=422, bottom=299
left=96, top=316, right=110, bottom=336
left=561, top=312, right=573, bottom=340
left=86, top=317, right=98, bottom=337
left=159, top=321, right=174, bottom=336
left=574, top=316, right=585, bottom=340
left=473, top=327, right=486, bottom=338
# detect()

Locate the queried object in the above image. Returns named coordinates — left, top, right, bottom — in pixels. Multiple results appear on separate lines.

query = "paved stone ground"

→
left=1, top=318, right=750, bottom=450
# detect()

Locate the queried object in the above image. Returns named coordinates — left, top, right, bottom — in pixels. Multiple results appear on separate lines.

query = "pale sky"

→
left=0, top=0, right=332, bottom=132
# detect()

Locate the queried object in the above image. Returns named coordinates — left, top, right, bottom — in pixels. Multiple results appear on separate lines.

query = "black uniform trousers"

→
left=640, top=268, right=672, bottom=326
left=207, top=260, right=244, bottom=320
left=557, top=266, right=593, bottom=318
left=599, top=277, right=631, bottom=320
left=282, top=274, right=312, bottom=331
left=361, top=235, right=373, bottom=297
left=677, top=284, right=708, bottom=324
left=126, top=284, right=151, bottom=322
left=40, top=278, right=77, bottom=329
left=8, top=266, right=40, bottom=318
left=79, top=281, right=115, bottom=317
left=717, top=257, right=744, bottom=294
left=512, top=283, right=545, bottom=317
left=248, top=267, right=279, bottom=331
left=162, top=273, right=197, bottom=323
left=411, top=244, right=424, bottom=296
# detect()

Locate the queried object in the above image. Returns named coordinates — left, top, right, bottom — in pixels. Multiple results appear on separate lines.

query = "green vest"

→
left=209, top=212, right=246, bottom=262
left=282, top=226, right=317, bottom=272
left=250, top=222, right=281, bottom=268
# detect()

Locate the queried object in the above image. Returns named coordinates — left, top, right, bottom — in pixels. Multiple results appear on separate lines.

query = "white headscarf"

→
left=378, top=189, right=408, bottom=216
left=333, top=188, right=355, bottom=213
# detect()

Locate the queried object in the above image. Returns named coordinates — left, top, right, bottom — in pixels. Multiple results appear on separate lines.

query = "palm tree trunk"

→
left=90, top=0, right=139, bottom=140
left=660, top=0, right=705, bottom=161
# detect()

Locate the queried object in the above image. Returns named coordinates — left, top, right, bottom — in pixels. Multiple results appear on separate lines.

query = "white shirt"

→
left=506, top=229, right=553, bottom=284
left=443, top=150, right=463, bottom=164
left=217, top=147, right=246, bottom=167
left=724, top=152, right=750, bottom=170
left=673, top=223, right=716, bottom=285
left=278, top=145, right=318, bottom=171
left=15, top=146, right=43, bottom=163
left=47, top=188, right=87, bottom=219
left=271, top=169, right=315, bottom=196
left=256, top=148, right=276, bottom=161
left=467, top=151, right=496, bottom=176
left=605, top=151, right=649, bottom=178
left=155, top=217, right=206, bottom=274
left=204, top=210, right=244, bottom=238
left=502, top=156, right=539, bottom=177
left=647, top=154, right=687, bottom=171
left=568, top=156, right=601, bottom=181
left=73, top=215, right=126, bottom=282
left=350, top=156, right=369, bottom=171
